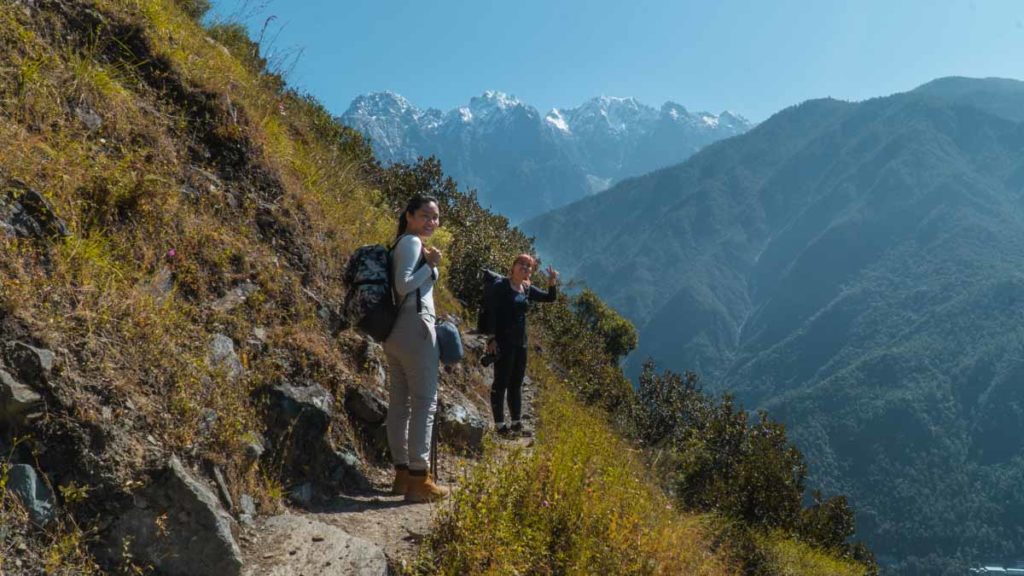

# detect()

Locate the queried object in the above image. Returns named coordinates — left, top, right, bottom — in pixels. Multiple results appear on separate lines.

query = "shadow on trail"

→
left=314, top=492, right=415, bottom=514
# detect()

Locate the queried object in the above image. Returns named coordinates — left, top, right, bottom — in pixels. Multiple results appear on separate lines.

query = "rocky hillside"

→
left=0, top=1, right=870, bottom=574
left=340, top=91, right=750, bottom=221
left=524, top=76, right=1024, bottom=575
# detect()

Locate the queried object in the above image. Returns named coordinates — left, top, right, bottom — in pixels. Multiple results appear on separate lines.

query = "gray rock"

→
left=360, top=341, right=388, bottom=389
left=142, top=266, right=175, bottom=301
left=7, top=464, right=55, bottom=524
left=267, top=382, right=333, bottom=435
left=288, top=482, right=313, bottom=506
left=211, top=465, right=233, bottom=512
left=5, top=341, right=55, bottom=388
left=209, top=334, right=243, bottom=379
left=246, top=514, right=387, bottom=576
left=0, top=368, right=43, bottom=426
left=107, top=457, right=242, bottom=576
left=0, top=179, right=69, bottom=239
left=74, top=106, right=103, bottom=131
left=180, top=183, right=201, bottom=201
left=243, top=434, right=264, bottom=462
left=212, top=282, right=260, bottom=313
left=369, top=423, right=389, bottom=457
left=462, top=333, right=489, bottom=354
left=239, top=493, right=257, bottom=525
left=189, top=166, right=222, bottom=194
left=325, top=448, right=371, bottom=491
left=437, top=392, right=487, bottom=454
left=344, top=387, right=386, bottom=425
left=265, top=382, right=370, bottom=496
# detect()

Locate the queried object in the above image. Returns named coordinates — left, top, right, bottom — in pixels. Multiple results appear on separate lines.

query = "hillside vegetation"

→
left=525, top=75, right=1024, bottom=574
left=0, top=1, right=871, bottom=574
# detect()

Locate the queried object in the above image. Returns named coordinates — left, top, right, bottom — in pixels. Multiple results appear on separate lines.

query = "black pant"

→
left=490, top=344, right=527, bottom=423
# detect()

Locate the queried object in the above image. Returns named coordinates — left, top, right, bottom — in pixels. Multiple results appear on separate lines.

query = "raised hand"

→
left=424, top=246, right=443, bottom=266
left=547, top=265, right=559, bottom=285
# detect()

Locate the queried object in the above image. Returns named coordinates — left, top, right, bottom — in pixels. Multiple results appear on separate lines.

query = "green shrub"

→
left=572, top=288, right=638, bottom=363
left=364, top=156, right=531, bottom=305
left=206, top=22, right=269, bottom=77
left=635, top=361, right=878, bottom=574
left=173, top=0, right=211, bottom=20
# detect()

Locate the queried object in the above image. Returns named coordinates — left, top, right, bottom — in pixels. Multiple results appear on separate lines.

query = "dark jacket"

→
left=485, top=278, right=557, bottom=347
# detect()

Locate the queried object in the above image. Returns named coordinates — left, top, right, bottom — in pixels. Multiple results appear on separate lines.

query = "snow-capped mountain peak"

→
left=467, top=91, right=525, bottom=120
left=661, top=101, right=689, bottom=120
left=346, top=91, right=415, bottom=118
left=698, top=113, right=720, bottom=128
left=339, top=90, right=752, bottom=221
left=545, top=109, right=571, bottom=134
left=560, top=95, right=658, bottom=135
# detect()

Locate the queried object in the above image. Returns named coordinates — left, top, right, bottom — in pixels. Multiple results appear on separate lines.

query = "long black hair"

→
left=396, top=195, right=439, bottom=239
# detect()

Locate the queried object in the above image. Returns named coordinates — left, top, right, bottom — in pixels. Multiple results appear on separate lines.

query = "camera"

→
left=480, top=353, right=498, bottom=367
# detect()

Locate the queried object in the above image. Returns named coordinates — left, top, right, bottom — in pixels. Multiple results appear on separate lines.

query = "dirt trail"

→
left=240, top=455, right=461, bottom=575
left=241, top=375, right=538, bottom=575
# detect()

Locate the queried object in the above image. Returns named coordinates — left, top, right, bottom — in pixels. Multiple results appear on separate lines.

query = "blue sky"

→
left=209, top=0, right=1024, bottom=122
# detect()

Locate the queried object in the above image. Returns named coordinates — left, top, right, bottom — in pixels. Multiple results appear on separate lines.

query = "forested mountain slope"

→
left=525, top=77, right=1024, bottom=574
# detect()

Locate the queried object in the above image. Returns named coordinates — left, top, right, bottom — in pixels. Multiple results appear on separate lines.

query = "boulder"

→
left=246, top=514, right=387, bottom=576
left=0, top=368, right=43, bottom=426
left=266, top=381, right=333, bottom=437
left=436, top=390, right=488, bottom=454
left=5, top=341, right=55, bottom=389
left=209, top=334, right=243, bottom=380
left=344, top=387, right=386, bottom=426
left=0, top=179, right=69, bottom=239
left=107, top=457, right=243, bottom=576
left=264, top=382, right=371, bottom=498
left=7, top=464, right=55, bottom=524
left=326, top=447, right=371, bottom=491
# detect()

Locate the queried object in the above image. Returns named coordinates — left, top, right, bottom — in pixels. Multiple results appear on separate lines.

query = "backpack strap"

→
left=390, top=235, right=428, bottom=314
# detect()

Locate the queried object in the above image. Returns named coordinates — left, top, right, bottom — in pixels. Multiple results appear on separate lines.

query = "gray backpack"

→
left=342, top=239, right=425, bottom=341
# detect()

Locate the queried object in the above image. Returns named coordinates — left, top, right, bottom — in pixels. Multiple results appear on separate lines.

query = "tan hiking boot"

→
left=405, top=470, right=450, bottom=503
left=391, top=467, right=410, bottom=495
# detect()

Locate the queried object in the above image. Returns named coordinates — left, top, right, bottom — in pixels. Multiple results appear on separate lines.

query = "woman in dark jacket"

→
left=485, top=254, right=559, bottom=436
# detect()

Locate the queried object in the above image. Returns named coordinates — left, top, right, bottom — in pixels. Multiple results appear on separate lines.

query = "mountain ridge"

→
left=340, top=90, right=752, bottom=221
left=523, top=76, right=1024, bottom=575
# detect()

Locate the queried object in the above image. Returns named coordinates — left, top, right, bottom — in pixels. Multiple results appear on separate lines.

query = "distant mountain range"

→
left=523, top=77, right=1024, bottom=575
left=340, top=91, right=751, bottom=222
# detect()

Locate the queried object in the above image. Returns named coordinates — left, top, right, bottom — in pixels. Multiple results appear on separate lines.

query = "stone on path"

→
left=246, top=513, right=387, bottom=576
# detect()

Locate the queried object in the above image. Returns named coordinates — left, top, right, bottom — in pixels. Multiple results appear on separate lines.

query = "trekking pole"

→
left=430, top=420, right=439, bottom=479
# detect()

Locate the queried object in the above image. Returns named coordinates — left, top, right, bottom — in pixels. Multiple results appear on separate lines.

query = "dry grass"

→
left=416, top=372, right=734, bottom=576
left=0, top=1, right=871, bottom=574
left=757, top=531, right=868, bottom=576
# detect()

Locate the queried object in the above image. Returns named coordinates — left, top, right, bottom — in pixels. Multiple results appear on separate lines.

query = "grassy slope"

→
left=0, top=1, right=868, bottom=574
left=412, top=349, right=868, bottom=575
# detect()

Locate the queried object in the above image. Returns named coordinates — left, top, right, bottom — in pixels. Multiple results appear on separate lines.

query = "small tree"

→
left=572, top=289, right=638, bottom=364
left=365, top=156, right=531, bottom=305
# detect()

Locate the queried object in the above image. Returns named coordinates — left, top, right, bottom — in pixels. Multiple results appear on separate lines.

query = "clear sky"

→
left=209, top=0, right=1024, bottom=122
